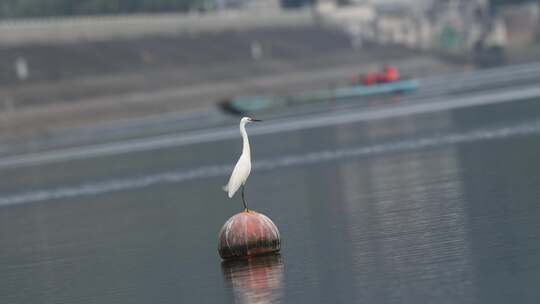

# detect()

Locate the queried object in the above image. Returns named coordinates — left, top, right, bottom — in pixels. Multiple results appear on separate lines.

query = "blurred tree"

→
left=491, top=0, right=540, bottom=9
left=0, top=0, right=204, bottom=18
left=280, top=0, right=314, bottom=9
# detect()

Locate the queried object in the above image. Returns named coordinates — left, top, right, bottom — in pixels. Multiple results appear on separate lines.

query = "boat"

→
left=219, top=79, right=420, bottom=115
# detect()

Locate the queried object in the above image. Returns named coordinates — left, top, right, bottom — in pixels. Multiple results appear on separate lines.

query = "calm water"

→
left=1, top=98, right=540, bottom=303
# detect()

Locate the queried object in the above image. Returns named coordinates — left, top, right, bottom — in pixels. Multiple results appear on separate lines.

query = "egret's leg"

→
left=242, top=185, right=249, bottom=212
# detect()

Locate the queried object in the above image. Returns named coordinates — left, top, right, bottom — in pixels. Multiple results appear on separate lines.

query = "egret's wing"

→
left=224, top=157, right=250, bottom=198
left=225, top=166, right=242, bottom=198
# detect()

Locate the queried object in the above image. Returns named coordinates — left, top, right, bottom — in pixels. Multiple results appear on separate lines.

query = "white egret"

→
left=223, top=117, right=261, bottom=211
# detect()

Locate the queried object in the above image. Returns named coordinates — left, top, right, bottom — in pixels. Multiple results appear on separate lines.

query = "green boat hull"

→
left=222, top=79, right=419, bottom=114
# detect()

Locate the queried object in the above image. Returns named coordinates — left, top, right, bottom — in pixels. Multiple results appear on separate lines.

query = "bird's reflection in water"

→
left=221, top=254, right=284, bottom=304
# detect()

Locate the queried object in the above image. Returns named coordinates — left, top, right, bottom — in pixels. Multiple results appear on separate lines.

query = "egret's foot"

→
left=244, top=208, right=250, bottom=213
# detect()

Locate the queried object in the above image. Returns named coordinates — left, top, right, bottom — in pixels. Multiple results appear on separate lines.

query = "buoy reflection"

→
left=221, top=254, right=284, bottom=304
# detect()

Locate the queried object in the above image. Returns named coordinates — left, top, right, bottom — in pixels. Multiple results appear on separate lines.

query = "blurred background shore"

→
left=0, top=0, right=538, bottom=150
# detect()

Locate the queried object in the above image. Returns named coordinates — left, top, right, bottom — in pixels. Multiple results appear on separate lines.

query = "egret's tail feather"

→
left=223, top=184, right=236, bottom=198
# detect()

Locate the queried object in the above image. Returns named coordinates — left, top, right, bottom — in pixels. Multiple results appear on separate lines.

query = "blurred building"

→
left=498, top=2, right=540, bottom=49
left=318, top=0, right=520, bottom=56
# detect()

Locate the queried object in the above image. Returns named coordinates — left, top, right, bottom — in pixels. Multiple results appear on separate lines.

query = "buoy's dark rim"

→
left=220, top=251, right=281, bottom=261
left=218, top=235, right=280, bottom=259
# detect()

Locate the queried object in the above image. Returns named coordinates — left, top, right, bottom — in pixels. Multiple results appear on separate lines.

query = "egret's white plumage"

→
left=223, top=117, right=260, bottom=209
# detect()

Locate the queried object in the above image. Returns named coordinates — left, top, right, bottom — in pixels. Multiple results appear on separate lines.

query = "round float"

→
left=218, top=210, right=280, bottom=259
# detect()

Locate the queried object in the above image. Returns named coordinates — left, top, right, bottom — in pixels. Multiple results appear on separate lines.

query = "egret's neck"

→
left=240, top=122, right=250, bottom=157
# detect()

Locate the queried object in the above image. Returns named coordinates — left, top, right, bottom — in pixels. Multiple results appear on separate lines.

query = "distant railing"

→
left=0, top=9, right=315, bottom=45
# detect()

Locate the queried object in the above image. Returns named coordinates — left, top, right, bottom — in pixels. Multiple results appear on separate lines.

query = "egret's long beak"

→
left=250, top=119, right=262, bottom=122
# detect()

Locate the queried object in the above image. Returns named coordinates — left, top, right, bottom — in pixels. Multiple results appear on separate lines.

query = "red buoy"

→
left=218, top=210, right=280, bottom=259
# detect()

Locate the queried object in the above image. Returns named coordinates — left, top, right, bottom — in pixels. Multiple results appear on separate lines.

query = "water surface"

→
left=1, top=99, right=540, bottom=303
